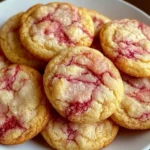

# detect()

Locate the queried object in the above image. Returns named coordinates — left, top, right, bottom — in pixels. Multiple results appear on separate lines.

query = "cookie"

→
left=81, top=8, right=110, bottom=36
left=20, top=2, right=94, bottom=61
left=0, top=64, right=49, bottom=144
left=100, top=19, right=150, bottom=77
left=43, top=46, right=123, bottom=123
left=111, top=73, right=150, bottom=129
left=41, top=107, right=119, bottom=150
left=0, top=48, right=11, bottom=70
left=21, top=4, right=42, bottom=23
left=0, top=12, right=46, bottom=71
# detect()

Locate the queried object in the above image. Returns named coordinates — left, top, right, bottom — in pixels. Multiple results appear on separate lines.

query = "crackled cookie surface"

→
left=112, top=73, right=150, bottom=129
left=42, top=107, right=119, bottom=150
left=0, top=12, right=46, bottom=71
left=0, top=64, right=49, bottom=144
left=81, top=8, right=110, bottom=36
left=20, top=3, right=94, bottom=61
left=100, top=19, right=150, bottom=77
left=44, top=46, right=123, bottom=123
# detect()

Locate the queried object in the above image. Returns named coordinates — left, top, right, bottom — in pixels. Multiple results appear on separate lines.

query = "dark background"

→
left=125, top=0, right=150, bottom=15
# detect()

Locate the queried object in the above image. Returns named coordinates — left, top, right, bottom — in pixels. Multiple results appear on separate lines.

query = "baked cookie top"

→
left=20, top=2, right=94, bottom=61
left=44, top=46, right=123, bottom=123
left=0, top=48, right=10, bottom=70
left=112, top=73, right=150, bottom=129
left=0, top=12, right=46, bottom=71
left=42, top=107, right=119, bottom=150
left=0, top=64, right=49, bottom=144
left=100, top=19, right=150, bottom=77
left=81, top=8, right=110, bottom=36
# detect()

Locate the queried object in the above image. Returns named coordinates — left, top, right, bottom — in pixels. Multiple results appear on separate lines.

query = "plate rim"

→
left=0, top=0, right=150, bottom=150
left=0, top=0, right=150, bottom=20
left=120, top=0, right=150, bottom=19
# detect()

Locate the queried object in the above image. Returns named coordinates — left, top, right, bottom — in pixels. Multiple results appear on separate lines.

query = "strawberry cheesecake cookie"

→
left=0, top=64, right=49, bottom=144
left=44, top=46, right=123, bottom=123
left=112, top=73, right=150, bottom=129
left=42, top=107, right=119, bottom=150
left=100, top=19, right=150, bottom=77
left=0, top=12, right=46, bottom=71
left=20, top=2, right=94, bottom=61
left=81, top=8, right=110, bottom=36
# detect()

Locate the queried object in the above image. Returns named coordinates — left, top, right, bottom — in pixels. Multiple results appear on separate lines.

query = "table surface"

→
left=124, top=0, right=150, bottom=15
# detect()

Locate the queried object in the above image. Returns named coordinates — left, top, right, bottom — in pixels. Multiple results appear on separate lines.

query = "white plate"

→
left=0, top=0, right=150, bottom=150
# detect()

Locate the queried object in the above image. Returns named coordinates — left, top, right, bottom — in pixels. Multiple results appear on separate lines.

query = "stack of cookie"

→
left=100, top=19, right=150, bottom=130
left=0, top=2, right=150, bottom=150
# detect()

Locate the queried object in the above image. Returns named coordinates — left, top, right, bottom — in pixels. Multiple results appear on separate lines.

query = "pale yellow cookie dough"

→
left=100, top=19, right=150, bottom=77
left=112, top=73, right=150, bottom=129
left=44, top=46, right=123, bottom=123
left=0, top=64, right=49, bottom=144
left=42, top=107, right=119, bottom=150
left=0, top=12, right=46, bottom=71
left=20, top=2, right=94, bottom=61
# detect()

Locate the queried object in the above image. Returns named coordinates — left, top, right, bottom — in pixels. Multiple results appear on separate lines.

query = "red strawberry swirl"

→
left=0, top=65, right=29, bottom=139
left=122, top=73, right=150, bottom=121
left=30, top=3, right=93, bottom=46
left=44, top=47, right=123, bottom=123
left=42, top=107, right=119, bottom=150
left=0, top=64, right=47, bottom=143
left=112, top=20, right=150, bottom=61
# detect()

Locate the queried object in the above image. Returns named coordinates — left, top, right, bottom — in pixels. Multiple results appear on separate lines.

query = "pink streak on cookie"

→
left=0, top=65, right=30, bottom=138
left=123, top=74, right=150, bottom=103
left=0, top=116, right=24, bottom=138
left=51, top=73, right=97, bottom=117
left=66, top=99, right=92, bottom=118
left=92, top=16, right=103, bottom=29
left=44, top=21, right=76, bottom=45
left=138, top=113, right=150, bottom=121
left=34, top=12, right=76, bottom=45
left=113, top=21, right=150, bottom=61
left=66, top=125, right=77, bottom=141
left=64, top=53, right=115, bottom=80
left=126, top=89, right=150, bottom=104
left=51, top=53, right=116, bottom=118
left=53, top=73, right=100, bottom=85
left=114, top=39, right=145, bottom=60
left=33, top=4, right=93, bottom=45
left=0, top=65, right=20, bottom=91
left=51, top=109, right=77, bottom=142
left=0, top=65, right=28, bottom=94
left=138, top=23, right=150, bottom=40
